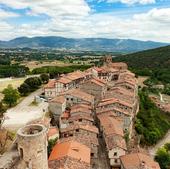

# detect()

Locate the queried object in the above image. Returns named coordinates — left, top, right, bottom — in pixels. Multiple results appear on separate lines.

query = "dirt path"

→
left=2, top=88, right=48, bottom=131
left=137, top=76, right=149, bottom=88
left=149, top=130, right=170, bottom=157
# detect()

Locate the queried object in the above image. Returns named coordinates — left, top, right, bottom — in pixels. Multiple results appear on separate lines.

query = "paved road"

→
left=2, top=88, right=48, bottom=131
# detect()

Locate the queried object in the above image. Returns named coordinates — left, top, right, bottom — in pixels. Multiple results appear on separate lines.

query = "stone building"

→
left=49, top=95, right=66, bottom=124
left=64, top=88, right=95, bottom=108
left=80, top=77, right=107, bottom=103
left=16, top=124, right=48, bottom=169
left=60, top=124, right=99, bottom=158
left=59, top=104, right=94, bottom=129
left=44, top=79, right=57, bottom=98
left=49, top=140, right=91, bottom=169
left=120, top=153, right=160, bottom=169
left=97, top=114, right=126, bottom=168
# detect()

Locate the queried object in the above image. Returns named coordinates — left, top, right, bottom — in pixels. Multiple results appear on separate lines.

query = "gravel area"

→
left=2, top=88, right=48, bottom=131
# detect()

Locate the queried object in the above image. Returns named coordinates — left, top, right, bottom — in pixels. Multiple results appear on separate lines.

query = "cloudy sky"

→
left=0, top=0, right=170, bottom=42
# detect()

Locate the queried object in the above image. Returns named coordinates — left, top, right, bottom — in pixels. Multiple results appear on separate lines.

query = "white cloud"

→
left=0, top=0, right=90, bottom=17
left=105, top=0, right=156, bottom=5
left=0, top=9, right=19, bottom=19
left=98, top=0, right=156, bottom=5
left=0, top=0, right=169, bottom=42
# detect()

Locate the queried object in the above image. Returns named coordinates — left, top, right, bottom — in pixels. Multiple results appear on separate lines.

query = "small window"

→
left=114, top=152, right=117, bottom=156
left=115, top=159, right=118, bottom=163
left=66, top=98, right=69, bottom=101
left=76, top=129, right=79, bottom=132
left=91, top=153, right=94, bottom=157
left=71, top=98, right=73, bottom=101
left=79, top=119, right=82, bottom=122
left=20, top=148, right=23, bottom=159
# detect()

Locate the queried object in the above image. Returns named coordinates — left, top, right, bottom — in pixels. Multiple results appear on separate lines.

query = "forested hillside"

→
left=113, top=45, right=170, bottom=84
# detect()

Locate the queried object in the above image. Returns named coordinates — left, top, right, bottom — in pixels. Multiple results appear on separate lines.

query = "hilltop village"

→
left=0, top=56, right=160, bottom=169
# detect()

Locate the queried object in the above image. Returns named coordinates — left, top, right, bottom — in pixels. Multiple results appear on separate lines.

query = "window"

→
left=114, top=152, right=117, bottom=156
left=115, top=159, right=118, bottom=163
left=79, top=119, right=82, bottom=122
left=71, top=98, right=73, bottom=101
left=76, top=129, right=79, bottom=132
left=20, top=148, right=23, bottom=159
left=91, top=153, right=94, bottom=157
left=66, top=98, right=69, bottom=101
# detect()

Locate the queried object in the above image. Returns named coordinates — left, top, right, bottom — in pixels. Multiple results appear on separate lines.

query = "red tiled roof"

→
left=50, top=95, right=66, bottom=104
left=66, top=71, right=85, bottom=81
left=98, top=97, right=133, bottom=108
left=120, top=153, right=160, bottom=169
left=60, top=124, right=99, bottom=134
left=49, top=140, right=90, bottom=164
left=65, top=89, right=94, bottom=103
left=57, top=77, right=72, bottom=84
left=44, top=79, right=56, bottom=89
left=69, top=114, right=94, bottom=122
left=98, top=114, right=123, bottom=137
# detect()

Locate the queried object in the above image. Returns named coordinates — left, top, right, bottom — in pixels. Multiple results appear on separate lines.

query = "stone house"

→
left=120, top=153, right=160, bottom=169
left=49, top=140, right=91, bottom=169
left=44, top=79, right=57, bottom=98
left=49, top=95, right=66, bottom=123
left=96, top=98, right=135, bottom=136
left=64, top=88, right=95, bottom=108
left=115, top=79, right=137, bottom=94
left=97, top=98, right=134, bottom=116
left=105, top=86, right=136, bottom=104
left=60, top=124, right=99, bottom=158
left=55, top=76, right=73, bottom=94
left=97, top=114, right=126, bottom=168
left=59, top=105, right=94, bottom=129
left=80, top=77, right=107, bottom=103
left=66, top=71, right=86, bottom=88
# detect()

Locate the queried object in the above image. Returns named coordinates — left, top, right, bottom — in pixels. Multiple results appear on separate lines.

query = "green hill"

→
left=113, top=45, right=170, bottom=69
left=113, top=45, right=170, bottom=84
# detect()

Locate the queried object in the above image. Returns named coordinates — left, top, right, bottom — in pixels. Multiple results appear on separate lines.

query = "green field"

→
left=0, top=77, right=26, bottom=92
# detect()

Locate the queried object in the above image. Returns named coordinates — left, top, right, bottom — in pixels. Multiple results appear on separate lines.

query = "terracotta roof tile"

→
left=120, top=153, right=160, bottom=169
left=66, top=71, right=85, bottom=81
left=49, top=140, right=90, bottom=164
left=98, top=98, right=133, bottom=108
left=98, top=114, right=123, bottom=136
left=65, top=89, right=94, bottom=103
left=44, top=79, right=56, bottom=89
left=50, top=95, right=66, bottom=104
left=57, top=77, right=72, bottom=84
left=60, top=124, right=99, bottom=134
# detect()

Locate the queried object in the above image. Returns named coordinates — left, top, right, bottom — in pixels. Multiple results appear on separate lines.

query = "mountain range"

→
left=0, top=36, right=169, bottom=52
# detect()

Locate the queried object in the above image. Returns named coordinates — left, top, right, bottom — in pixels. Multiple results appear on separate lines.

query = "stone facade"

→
left=17, top=124, right=48, bottom=169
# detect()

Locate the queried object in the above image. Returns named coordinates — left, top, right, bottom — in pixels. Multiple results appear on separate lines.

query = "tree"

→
left=48, top=137, right=58, bottom=156
left=24, top=77, right=42, bottom=91
left=18, top=83, right=30, bottom=96
left=155, top=145, right=170, bottom=169
left=40, top=73, right=49, bottom=84
left=2, top=85, right=20, bottom=107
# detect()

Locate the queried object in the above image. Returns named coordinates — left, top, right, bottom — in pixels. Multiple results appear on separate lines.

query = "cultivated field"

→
left=21, top=60, right=73, bottom=71
left=0, top=77, right=26, bottom=92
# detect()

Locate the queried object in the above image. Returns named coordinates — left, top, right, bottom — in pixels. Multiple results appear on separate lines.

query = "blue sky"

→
left=0, top=0, right=170, bottom=42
